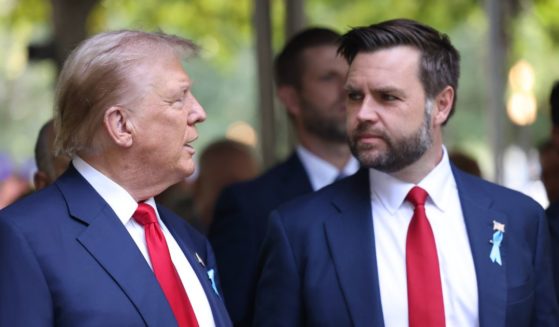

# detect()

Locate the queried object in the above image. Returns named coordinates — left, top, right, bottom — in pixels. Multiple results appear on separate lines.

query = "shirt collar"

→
left=296, top=145, right=360, bottom=191
left=369, top=146, right=456, bottom=214
left=72, top=156, right=157, bottom=225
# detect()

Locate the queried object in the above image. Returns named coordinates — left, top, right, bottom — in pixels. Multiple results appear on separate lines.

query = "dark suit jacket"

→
left=546, top=200, right=559, bottom=304
left=0, top=165, right=232, bottom=327
left=254, top=168, right=559, bottom=326
left=208, top=153, right=312, bottom=326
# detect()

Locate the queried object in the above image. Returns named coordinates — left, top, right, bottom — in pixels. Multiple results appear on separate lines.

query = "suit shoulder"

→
left=272, top=181, right=346, bottom=230
left=215, top=156, right=309, bottom=217
left=0, top=185, right=66, bottom=228
left=458, top=172, right=543, bottom=212
left=225, top=158, right=296, bottom=194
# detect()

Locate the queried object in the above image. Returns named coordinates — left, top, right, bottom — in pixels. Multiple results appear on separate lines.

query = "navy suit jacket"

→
left=0, top=165, right=232, bottom=327
left=546, top=200, right=559, bottom=303
left=254, top=168, right=559, bottom=326
left=208, top=153, right=312, bottom=326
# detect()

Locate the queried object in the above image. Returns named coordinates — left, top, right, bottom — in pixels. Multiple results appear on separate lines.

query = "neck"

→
left=81, top=152, right=169, bottom=202
left=298, top=133, right=352, bottom=170
left=390, top=140, right=444, bottom=185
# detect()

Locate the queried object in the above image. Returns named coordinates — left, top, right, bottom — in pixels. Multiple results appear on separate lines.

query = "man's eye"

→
left=381, top=94, right=398, bottom=101
left=347, top=92, right=363, bottom=101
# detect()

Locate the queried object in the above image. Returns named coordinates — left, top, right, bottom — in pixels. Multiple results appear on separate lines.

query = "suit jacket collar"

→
left=276, top=152, right=313, bottom=201
left=452, top=167, right=507, bottom=327
left=323, top=169, right=385, bottom=326
left=56, top=165, right=230, bottom=326
left=324, top=167, right=507, bottom=326
left=161, top=210, right=231, bottom=326
left=56, top=165, right=177, bottom=326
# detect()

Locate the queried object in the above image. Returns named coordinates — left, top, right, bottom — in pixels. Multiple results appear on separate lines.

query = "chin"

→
left=180, top=163, right=196, bottom=178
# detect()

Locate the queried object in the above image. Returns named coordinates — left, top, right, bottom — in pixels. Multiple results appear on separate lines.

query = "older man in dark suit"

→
left=0, top=30, right=231, bottom=327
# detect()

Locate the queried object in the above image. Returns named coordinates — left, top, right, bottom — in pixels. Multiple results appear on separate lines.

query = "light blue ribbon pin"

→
left=490, top=230, right=504, bottom=265
left=207, top=269, right=220, bottom=296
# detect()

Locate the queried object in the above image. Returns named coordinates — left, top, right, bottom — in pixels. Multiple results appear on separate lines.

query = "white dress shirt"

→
left=73, top=157, right=215, bottom=327
left=370, top=148, right=479, bottom=327
left=296, top=145, right=360, bottom=191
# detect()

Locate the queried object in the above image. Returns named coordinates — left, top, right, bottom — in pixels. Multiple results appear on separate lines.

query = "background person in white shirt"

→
left=253, top=18, right=559, bottom=326
left=208, top=27, right=359, bottom=326
left=0, top=30, right=231, bottom=327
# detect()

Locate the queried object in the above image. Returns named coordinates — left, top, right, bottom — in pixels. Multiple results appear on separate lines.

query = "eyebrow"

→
left=374, top=86, right=403, bottom=94
left=344, top=84, right=361, bottom=92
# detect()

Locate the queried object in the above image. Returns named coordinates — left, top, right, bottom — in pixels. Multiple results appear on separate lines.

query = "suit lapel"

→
left=56, top=166, right=177, bottom=326
left=161, top=211, right=231, bottom=327
left=277, top=153, right=313, bottom=201
left=453, top=167, right=507, bottom=326
left=323, top=169, right=385, bottom=326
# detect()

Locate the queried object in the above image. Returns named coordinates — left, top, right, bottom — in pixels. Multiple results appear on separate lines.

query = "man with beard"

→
left=208, top=27, right=359, bottom=326
left=253, top=19, right=558, bottom=326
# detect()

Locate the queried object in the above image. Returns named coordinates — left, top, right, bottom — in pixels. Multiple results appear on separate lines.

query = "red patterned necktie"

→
left=133, top=203, right=199, bottom=327
left=405, top=187, right=445, bottom=327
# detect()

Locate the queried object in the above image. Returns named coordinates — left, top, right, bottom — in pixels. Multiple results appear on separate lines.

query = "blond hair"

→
left=53, top=30, right=198, bottom=157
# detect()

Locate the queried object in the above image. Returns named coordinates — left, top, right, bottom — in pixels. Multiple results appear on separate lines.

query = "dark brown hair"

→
left=338, top=19, right=460, bottom=123
left=274, top=27, right=341, bottom=89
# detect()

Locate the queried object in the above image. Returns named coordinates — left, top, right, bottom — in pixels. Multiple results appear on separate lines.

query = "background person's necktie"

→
left=134, top=203, right=199, bottom=327
left=405, top=186, right=445, bottom=327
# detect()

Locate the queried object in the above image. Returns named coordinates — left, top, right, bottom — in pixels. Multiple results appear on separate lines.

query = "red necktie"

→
left=133, top=203, right=199, bottom=327
left=405, top=187, right=445, bottom=327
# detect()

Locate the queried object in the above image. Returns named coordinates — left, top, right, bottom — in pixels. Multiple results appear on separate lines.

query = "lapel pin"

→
left=195, top=252, right=206, bottom=268
left=493, top=220, right=505, bottom=233
left=489, top=220, right=505, bottom=266
left=207, top=268, right=220, bottom=296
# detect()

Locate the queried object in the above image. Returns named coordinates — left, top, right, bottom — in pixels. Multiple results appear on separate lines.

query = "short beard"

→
left=300, top=98, right=347, bottom=143
left=349, top=99, right=434, bottom=173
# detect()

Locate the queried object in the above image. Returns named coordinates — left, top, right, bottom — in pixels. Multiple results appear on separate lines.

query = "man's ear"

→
left=433, top=86, right=454, bottom=125
left=276, top=85, right=301, bottom=117
left=103, top=106, right=134, bottom=148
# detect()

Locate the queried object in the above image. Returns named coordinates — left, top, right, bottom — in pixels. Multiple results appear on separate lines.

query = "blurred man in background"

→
left=33, top=119, right=71, bottom=190
left=209, top=27, right=359, bottom=326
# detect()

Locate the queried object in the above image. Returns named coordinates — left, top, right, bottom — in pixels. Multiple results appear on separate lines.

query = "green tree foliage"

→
left=1, top=0, right=558, bottom=180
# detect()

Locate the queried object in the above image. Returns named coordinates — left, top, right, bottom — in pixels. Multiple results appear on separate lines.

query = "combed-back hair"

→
left=274, top=27, right=341, bottom=88
left=338, top=19, right=460, bottom=123
left=54, top=30, right=198, bottom=157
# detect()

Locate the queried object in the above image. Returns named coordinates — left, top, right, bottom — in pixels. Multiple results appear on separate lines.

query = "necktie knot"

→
left=406, top=186, right=428, bottom=208
left=133, top=203, right=157, bottom=226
